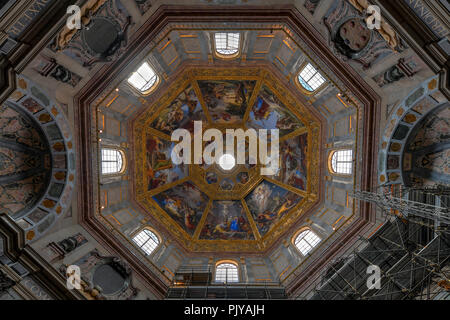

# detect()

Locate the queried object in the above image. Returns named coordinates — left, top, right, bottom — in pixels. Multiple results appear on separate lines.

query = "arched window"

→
left=294, top=229, right=321, bottom=256
left=297, top=63, right=326, bottom=92
left=215, top=262, right=239, bottom=283
left=330, top=149, right=353, bottom=175
left=101, top=148, right=124, bottom=175
left=132, top=229, right=160, bottom=256
left=214, top=32, right=240, bottom=57
left=127, top=62, right=159, bottom=94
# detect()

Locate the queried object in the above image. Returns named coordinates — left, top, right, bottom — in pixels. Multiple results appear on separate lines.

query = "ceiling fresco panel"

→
left=150, top=85, right=206, bottom=136
left=152, top=181, right=209, bottom=236
left=245, top=180, right=304, bottom=237
left=267, top=133, right=308, bottom=191
left=197, top=80, right=257, bottom=124
left=146, top=134, right=188, bottom=191
left=248, top=85, right=305, bottom=138
left=199, top=201, right=255, bottom=240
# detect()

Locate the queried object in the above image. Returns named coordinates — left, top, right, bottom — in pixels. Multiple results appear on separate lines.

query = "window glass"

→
left=101, top=149, right=124, bottom=175
left=132, top=229, right=160, bottom=255
left=298, top=63, right=326, bottom=92
left=128, top=62, right=158, bottom=92
left=294, top=229, right=321, bottom=255
left=215, top=33, right=240, bottom=56
left=215, top=263, right=239, bottom=283
left=331, top=150, right=353, bottom=175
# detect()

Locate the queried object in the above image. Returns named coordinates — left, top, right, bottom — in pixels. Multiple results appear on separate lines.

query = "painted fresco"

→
left=248, top=85, right=304, bottom=137
left=152, top=182, right=208, bottom=236
left=407, top=107, right=450, bottom=151
left=245, top=180, right=303, bottom=236
left=415, top=150, right=449, bottom=176
left=205, top=171, right=218, bottom=184
left=146, top=135, right=188, bottom=190
left=198, top=80, right=256, bottom=123
left=237, top=172, right=249, bottom=184
left=220, top=178, right=234, bottom=191
left=268, top=133, right=308, bottom=191
left=403, top=105, right=450, bottom=187
left=151, top=85, right=205, bottom=135
left=0, top=104, right=48, bottom=150
left=200, top=201, right=254, bottom=240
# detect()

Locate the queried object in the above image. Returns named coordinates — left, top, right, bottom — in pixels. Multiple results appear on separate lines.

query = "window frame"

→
left=295, top=61, right=327, bottom=95
left=127, top=61, right=160, bottom=96
left=131, top=227, right=161, bottom=257
left=100, top=147, right=126, bottom=176
left=292, top=228, right=321, bottom=257
left=328, top=149, right=354, bottom=176
left=212, top=32, right=242, bottom=60
left=214, top=260, right=240, bottom=284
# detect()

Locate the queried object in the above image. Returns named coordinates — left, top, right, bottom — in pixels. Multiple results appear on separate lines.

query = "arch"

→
left=296, top=62, right=327, bottom=94
left=0, top=103, right=52, bottom=217
left=329, top=149, right=353, bottom=175
left=213, top=32, right=241, bottom=58
left=127, top=61, right=160, bottom=95
left=132, top=228, right=161, bottom=256
left=101, top=148, right=125, bottom=175
left=378, top=76, right=442, bottom=186
left=293, top=228, right=321, bottom=256
left=3, top=75, right=76, bottom=243
left=402, top=103, right=450, bottom=187
left=215, top=260, right=239, bottom=283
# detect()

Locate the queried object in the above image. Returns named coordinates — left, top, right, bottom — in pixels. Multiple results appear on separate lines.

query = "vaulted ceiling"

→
left=0, top=0, right=448, bottom=300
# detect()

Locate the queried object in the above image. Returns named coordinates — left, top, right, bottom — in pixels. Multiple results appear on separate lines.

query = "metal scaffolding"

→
left=350, top=189, right=449, bottom=224
left=303, top=187, right=450, bottom=300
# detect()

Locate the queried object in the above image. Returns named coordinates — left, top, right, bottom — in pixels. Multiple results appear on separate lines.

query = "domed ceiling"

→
left=134, top=67, right=321, bottom=252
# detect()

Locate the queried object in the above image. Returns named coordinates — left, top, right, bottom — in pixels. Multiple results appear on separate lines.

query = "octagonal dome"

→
left=133, top=67, right=320, bottom=252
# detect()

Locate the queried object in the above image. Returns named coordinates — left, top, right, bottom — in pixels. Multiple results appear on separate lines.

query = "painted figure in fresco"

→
left=245, top=181, right=302, bottom=236
left=200, top=201, right=253, bottom=240
left=198, top=80, right=256, bottom=123
left=206, top=172, right=218, bottom=184
left=152, top=87, right=204, bottom=134
left=230, top=217, right=240, bottom=232
left=253, top=97, right=271, bottom=121
left=184, top=207, right=197, bottom=231
left=273, top=134, right=308, bottom=191
left=249, top=86, right=303, bottom=137
left=275, top=196, right=297, bottom=217
left=237, top=172, right=249, bottom=184
left=220, top=179, right=234, bottom=191
left=146, top=135, right=187, bottom=190
left=252, top=182, right=271, bottom=212
left=277, top=116, right=301, bottom=131
left=161, top=195, right=183, bottom=219
left=153, top=182, right=208, bottom=235
left=153, top=103, right=184, bottom=133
